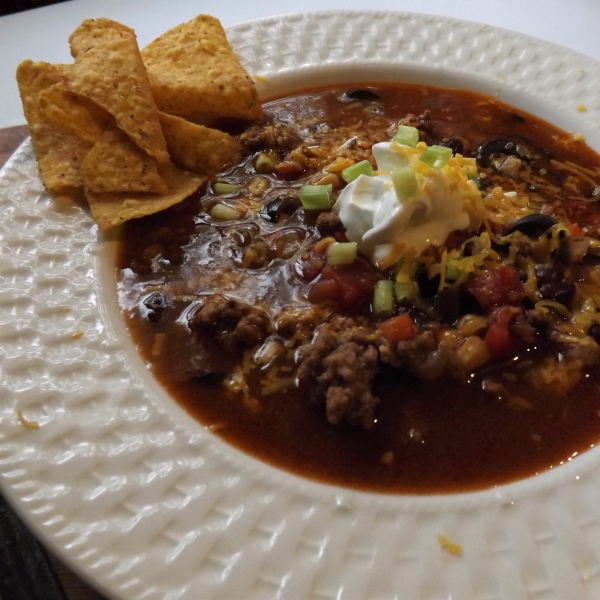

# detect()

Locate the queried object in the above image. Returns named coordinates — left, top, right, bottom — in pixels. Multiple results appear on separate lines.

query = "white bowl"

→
left=2, top=11, right=600, bottom=599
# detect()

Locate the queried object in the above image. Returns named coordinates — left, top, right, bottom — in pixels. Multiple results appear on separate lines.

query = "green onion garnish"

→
left=299, top=184, right=333, bottom=210
left=393, top=125, right=419, bottom=148
left=326, top=241, right=357, bottom=266
left=445, top=259, right=463, bottom=281
left=373, top=280, right=395, bottom=318
left=394, top=280, right=417, bottom=302
left=209, top=202, right=242, bottom=221
left=213, top=182, right=242, bottom=195
left=341, top=160, right=373, bottom=183
left=254, top=153, right=276, bottom=172
left=391, top=167, right=419, bottom=201
left=420, top=145, right=453, bottom=169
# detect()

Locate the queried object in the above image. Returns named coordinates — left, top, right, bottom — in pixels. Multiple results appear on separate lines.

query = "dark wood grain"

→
left=0, top=125, right=28, bottom=166
left=0, top=494, right=66, bottom=600
left=0, top=1, right=69, bottom=18
left=0, top=125, right=106, bottom=600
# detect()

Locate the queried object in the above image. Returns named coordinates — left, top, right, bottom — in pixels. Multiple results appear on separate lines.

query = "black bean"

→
left=535, top=263, right=565, bottom=285
left=416, top=268, right=440, bottom=299
left=539, top=281, right=576, bottom=308
left=190, top=370, right=226, bottom=385
left=161, top=244, right=184, bottom=266
left=340, top=89, right=381, bottom=102
left=408, top=306, right=435, bottom=327
left=260, top=195, right=301, bottom=223
left=433, top=289, right=461, bottom=323
left=436, top=137, right=464, bottom=156
left=142, top=292, right=167, bottom=322
left=589, top=323, right=600, bottom=342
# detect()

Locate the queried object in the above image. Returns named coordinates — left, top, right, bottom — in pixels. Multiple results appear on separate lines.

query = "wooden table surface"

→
left=0, top=124, right=105, bottom=600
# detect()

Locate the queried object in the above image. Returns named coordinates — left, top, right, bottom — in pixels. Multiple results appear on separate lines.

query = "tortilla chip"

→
left=37, top=82, right=111, bottom=144
left=16, top=60, right=92, bottom=191
left=87, top=164, right=206, bottom=231
left=81, top=128, right=168, bottom=194
left=158, top=112, right=242, bottom=175
left=63, top=18, right=169, bottom=163
left=142, top=15, right=262, bottom=124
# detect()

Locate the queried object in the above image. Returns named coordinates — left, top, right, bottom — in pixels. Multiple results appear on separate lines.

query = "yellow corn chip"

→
left=142, top=15, right=262, bottom=124
left=16, top=60, right=92, bottom=191
left=81, top=128, right=168, bottom=194
left=87, top=164, right=206, bottom=231
left=63, top=18, right=169, bottom=163
left=37, top=81, right=110, bottom=144
left=158, top=112, right=242, bottom=175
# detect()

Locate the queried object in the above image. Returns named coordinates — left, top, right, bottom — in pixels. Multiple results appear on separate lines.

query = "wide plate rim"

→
left=3, top=9, right=600, bottom=599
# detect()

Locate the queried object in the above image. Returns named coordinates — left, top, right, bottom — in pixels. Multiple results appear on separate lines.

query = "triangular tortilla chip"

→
left=37, top=81, right=111, bottom=144
left=86, top=164, right=206, bottom=231
left=81, top=128, right=168, bottom=194
left=142, top=15, right=262, bottom=124
left=63, top=18, right=169, bottom=163
left=16, top=60, right=92, bottom=191
left=158, top=112, right=242, bottom=175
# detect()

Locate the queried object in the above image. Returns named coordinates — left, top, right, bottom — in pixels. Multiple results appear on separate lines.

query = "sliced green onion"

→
left=326, top=241, right=357, bottom=266
left=393, top=125, right=419, bottom=148
left=299, top=184, right=332, bottom=210
left=394, top=280, right=418, bottom=302
left=373, top=280, right=395, bottom=318
left=209, top=202, right=242, bottom=221
left=391, top=167, right=419, bottom=201
left=213, top=182, right=242, bottom=195
left=341, top=160, right=373, bottom=183
left=445, top=259, right=463, bottom=281
left=393, top=256, right=419, bottom=281
left=420, top=144, right=453, bottom=169
left=254, top=152, right=276, bottom=172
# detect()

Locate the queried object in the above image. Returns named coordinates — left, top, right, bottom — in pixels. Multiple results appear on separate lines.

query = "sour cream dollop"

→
left=332, top=141, right=481, bottom=266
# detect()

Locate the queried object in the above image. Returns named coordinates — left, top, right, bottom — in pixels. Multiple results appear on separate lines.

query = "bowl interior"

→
left=99, top=60, right=600, bottom=502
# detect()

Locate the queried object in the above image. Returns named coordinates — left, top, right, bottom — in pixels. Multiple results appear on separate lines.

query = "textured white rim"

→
left=2, top=10, right=600, bottom=599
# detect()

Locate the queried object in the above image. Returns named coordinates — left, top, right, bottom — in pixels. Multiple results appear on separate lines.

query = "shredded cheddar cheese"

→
left=437, top=534, right=463, bottom=556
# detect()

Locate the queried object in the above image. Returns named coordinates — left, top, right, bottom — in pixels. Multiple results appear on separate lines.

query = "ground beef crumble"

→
left=316, top=211, right=344, bottom=237
left=380, top=330, right=464, bottom=381
left=318, top=343, right=380, bottom=428
left=188, top=295, right=271, bottom=350
left=240, top=122, right=302, bottom=152
left=297, top=317, right=381, bottom=428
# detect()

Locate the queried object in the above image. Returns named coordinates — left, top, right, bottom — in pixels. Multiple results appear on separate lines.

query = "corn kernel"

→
left=456, top=336, right=490, bottom=371
left=326, top=156, right=355, bottom=174
left=457, top=314, right=488, bottom=337
left=438, top=328, right=463, bottom=349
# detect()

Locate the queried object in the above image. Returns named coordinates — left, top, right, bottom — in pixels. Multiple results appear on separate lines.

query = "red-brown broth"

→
left=117, top=83, right=600, bottom=494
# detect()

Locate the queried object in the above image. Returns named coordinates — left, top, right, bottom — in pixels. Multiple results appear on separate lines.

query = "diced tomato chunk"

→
left=569, top=223, right=583, bottom=236
left=307, top=257, right=383, bottom=310
left=306, top=278, right=339, bottom=304
left=484, top=306, right=520, bottom=361
left=378, top=313, right=416, bottom=343
left=464, top=265, right=525, bottom=312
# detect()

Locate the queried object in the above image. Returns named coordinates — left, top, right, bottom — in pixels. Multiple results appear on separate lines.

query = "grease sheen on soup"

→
left=117, top=83, right=600, bottom=494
